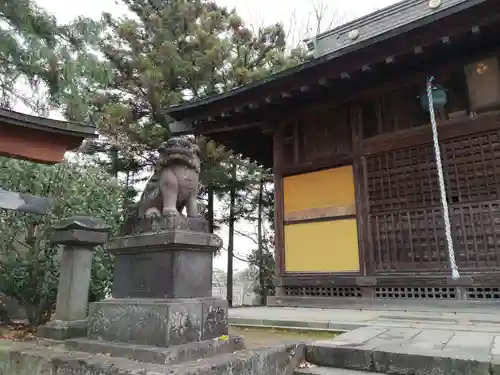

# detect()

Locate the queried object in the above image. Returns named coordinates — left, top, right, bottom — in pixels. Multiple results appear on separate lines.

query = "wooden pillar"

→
left=273, top=124, right=285, bottom=296
left=350, top=104, right=371, bottom=276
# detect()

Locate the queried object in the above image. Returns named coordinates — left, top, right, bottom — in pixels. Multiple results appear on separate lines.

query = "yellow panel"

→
left=283, top=166, right=355, bottom=214
left=284, top=219, right=360, bottom=273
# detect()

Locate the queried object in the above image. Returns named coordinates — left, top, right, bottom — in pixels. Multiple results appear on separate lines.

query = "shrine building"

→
left=166, top=0, right=500, bottom=306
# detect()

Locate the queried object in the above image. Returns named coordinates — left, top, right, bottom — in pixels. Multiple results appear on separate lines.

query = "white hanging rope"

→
left=427, top=76, right=460, bottom=280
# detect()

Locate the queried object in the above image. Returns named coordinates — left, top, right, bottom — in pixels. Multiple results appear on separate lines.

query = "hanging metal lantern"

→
left=420, top=84, right=448, bottom=111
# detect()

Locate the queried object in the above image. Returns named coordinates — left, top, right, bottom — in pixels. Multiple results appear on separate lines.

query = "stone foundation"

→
left=64, top=336, right=245, bottom=365
left=36, top=319, right=87, bottom=341
left=88, top=297, right=228, bottom=347
left=0, top=341, right=305, bottom=375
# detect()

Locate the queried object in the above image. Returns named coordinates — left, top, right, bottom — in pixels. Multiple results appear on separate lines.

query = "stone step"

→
left=64, top=335, right=245, bottom=365
left=1, top=340, right=306, bottom=375
left=305, top=327, right=496, bottom=375
left=294, top=366, right=385, bottom=375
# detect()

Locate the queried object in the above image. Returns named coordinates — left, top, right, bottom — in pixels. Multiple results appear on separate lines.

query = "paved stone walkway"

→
left=229, top=305, right=500, bottom=332
left=229, top=306, right=500, bottom=373
left=304, top=326, right=500, bottom=374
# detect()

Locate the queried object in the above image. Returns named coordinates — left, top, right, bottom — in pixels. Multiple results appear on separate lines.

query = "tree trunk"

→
left=227, top=162, right=236, bottom=308
left=257, top=177, right=265, bottom=305
left=110, top=146, right=118, bottom=177
left=208, top=179, right=214, bottom=233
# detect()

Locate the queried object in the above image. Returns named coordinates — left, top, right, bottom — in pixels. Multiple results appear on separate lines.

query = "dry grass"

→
left=0, top=322, right=338, bottom=351
left=0, top=323, right=35, bottom=341
left=229, top=326, right=338, bottom=349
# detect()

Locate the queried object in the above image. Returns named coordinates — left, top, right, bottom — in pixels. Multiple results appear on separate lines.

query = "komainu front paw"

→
left=144, top=208, right=161, bottom=219
left=162, top=207, right=178, bottom=216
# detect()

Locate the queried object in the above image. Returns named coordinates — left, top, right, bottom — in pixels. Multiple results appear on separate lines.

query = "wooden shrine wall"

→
left=275, top=104, right=362, bottom=277
left=275, top=63, right=500, bottom=302
left=364, top=119, right=500, bottom=274
left=280, top=104, right=352, bottom=174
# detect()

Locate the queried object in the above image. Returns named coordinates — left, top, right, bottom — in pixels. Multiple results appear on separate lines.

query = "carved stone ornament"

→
left=122, top=137, right=208, bottom=234
left=428, top=0, right=441, bottom=9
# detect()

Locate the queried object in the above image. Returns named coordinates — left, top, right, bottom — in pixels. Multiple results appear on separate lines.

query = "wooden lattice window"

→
left=366, top=144, right=439, bottom=213
left=366, top=128, right=500, bottom=272
left=444, top=131, right=500, bottom=203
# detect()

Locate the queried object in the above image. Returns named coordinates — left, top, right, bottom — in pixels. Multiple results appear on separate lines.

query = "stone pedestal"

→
left=88, top=297, right=228, bottom=347
left=84, top=226, right=228, bottom=350
left=37, top=215, right=110, bottom=340
left=108, top=229, right=222, bottom=299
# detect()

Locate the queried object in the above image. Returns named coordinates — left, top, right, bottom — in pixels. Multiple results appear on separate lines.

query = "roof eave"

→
left=169, top=120, right=194, bottom=136
left=165, top=0, right=488, bottom=119
left=0, top=108, right=97, bottom=138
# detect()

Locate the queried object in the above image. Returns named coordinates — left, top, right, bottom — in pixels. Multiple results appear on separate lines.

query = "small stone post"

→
left=37, top=215, right=110, bottom=340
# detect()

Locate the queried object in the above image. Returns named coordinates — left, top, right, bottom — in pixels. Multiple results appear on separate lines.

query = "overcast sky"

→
left=36, top=0, right=399, bottom=26
left=32, top=0, right=399, bottom=272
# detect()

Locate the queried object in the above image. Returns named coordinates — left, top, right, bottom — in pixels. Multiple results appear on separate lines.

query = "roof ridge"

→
left=315, top=0, right=418, bottom=40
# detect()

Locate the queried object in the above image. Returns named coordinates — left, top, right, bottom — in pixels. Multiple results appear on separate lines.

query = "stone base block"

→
left=108, top=230, right=222, bottom=299
left=88, top=297, right=228, bottom=347
left=64, top=335, right=245, bottom=365
left=37, top=319, right=87, bottom=340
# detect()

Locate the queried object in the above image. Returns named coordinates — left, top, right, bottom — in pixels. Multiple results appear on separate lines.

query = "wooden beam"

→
left=0, top=187, right=51, bottom=215
left=0, top=126, right=81, bottom=165
left=169, top=120, right=194, bottom=135
left=194, top=120, right=268, bottom=135
left=361, top=111, right=500, bottom=156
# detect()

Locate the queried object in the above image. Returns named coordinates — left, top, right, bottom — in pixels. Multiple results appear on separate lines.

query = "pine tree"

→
left=56, top=0, right=304, bottom=215
left=0, top=0, right=109, bottom=114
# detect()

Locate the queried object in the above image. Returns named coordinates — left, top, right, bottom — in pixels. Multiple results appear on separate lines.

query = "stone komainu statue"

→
left=137, top=137, right=201, bottom=219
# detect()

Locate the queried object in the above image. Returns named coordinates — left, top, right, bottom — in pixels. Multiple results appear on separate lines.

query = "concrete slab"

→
left=444, top=331, right=495, bottom=352
left=398, top=330, right=454, bottom=351
left=305, top=326, right=500, bottom=375
left=294, top=366, right=383, bottom=375
left=229, top=306, right=500, bottom=333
